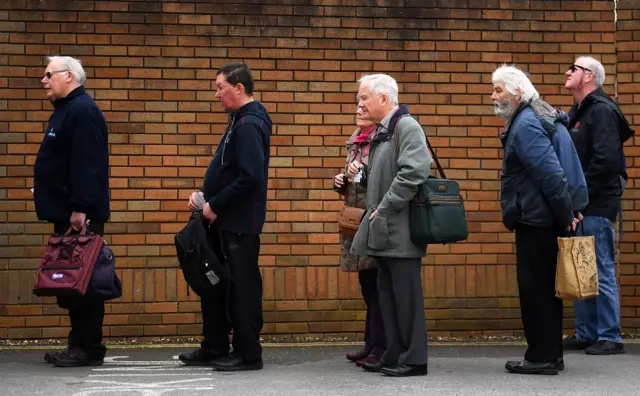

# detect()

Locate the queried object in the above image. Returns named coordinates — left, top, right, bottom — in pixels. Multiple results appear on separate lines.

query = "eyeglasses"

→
left=568, top=64, right=592, bottom=73
left=43, top=70, right=69, bottom=79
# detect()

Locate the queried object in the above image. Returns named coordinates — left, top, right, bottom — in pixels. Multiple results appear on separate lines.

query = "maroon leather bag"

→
left=32, top=225, right=105, bottom=297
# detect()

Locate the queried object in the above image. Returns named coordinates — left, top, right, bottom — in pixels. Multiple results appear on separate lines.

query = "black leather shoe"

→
left=179, top=348, right=227, bottom=366
left=44, top=346, right=71, bottom=364
left=505, top=360, right=558, bottom=375
left=558, top=358, right=564, bottom=371
left=380, top=363, right=428, bottom=377
left=53, top=346, right=104, bottom=368
left=362, top=359, right=384, bottom=373
left=563, top=335, right=595, bottom=350
left=211, top=354, right=263, bottom=371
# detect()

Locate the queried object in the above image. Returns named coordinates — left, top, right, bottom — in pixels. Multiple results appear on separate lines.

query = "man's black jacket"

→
left=33, top=86, right=110, bottom=224
left=202, top=101, right=272, bottom=234
left=568, top=87, right=635, bottom=221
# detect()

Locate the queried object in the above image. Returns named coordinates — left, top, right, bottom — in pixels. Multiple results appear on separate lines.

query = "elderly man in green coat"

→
left=350, top=73, right=431, bottom=377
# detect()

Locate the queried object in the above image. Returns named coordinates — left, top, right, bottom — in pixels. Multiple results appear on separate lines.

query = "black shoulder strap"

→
left=393, top=115, right=446, bottom=179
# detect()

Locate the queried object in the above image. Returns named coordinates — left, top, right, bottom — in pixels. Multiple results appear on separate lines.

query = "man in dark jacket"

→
left=492, top=65, right=580, bottom=375
left=179, top=63, right=271, bottom=371
left=563, top=56, right=635, bottom=356
left=35, top=56, right=110, bottom=367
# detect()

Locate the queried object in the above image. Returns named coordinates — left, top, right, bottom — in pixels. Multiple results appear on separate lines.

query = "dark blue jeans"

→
left=573, top=216, right=622, bottom=343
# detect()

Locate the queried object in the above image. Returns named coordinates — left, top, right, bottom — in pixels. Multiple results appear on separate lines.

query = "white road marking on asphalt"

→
left=89, top=373, right=213, bottom=377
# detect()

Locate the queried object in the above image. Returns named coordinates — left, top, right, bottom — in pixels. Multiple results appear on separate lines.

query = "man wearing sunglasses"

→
left=34, top=56, right=110, bottom=367
left=563, top=57, right=635, bottom=355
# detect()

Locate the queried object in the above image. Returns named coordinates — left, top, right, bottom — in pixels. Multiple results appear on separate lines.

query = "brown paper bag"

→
left=555, top=235, right=599, bottom=301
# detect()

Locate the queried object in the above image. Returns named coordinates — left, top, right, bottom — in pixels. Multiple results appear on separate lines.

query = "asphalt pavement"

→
left=0, top=343, right=638, bottom=396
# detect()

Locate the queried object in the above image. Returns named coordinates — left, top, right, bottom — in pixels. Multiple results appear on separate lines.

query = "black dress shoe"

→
left=380, top=363, right=428, bottom=377
left=53, top=346, right=104, bottom=368
left=179, top=348, right=227, bottom=366
left=362, top=359, right=385, bottom=373
left=44, top=346, right=71, bottom=364
left=211, top=354, right=263, bottom=371
left=558, top=358, right=564, bottom=371
left=505, top=360, right=558, bottom=375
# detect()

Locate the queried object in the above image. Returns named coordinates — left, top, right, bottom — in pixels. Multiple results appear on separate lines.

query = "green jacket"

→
left=351, top=105, right=432, bottom=258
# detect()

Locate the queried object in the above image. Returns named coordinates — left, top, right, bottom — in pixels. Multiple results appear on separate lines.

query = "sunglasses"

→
left=568, top=64, right=592, bottom=73
left=43, top=69, right=69, bottom=79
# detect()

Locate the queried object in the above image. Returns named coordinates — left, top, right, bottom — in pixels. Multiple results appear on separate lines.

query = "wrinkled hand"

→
left=202, top=202, right=217, bottom=224
left=334, top=173, right=345, bottom=189
left=568, top=212, right=583, bottom=232
left=347, top=160, right=362, bottom=178
left=70, top=211, right=86, bottom=232
left=188, top=191, right=204, bottom=210
left=369, top=209, right=379, bottom=220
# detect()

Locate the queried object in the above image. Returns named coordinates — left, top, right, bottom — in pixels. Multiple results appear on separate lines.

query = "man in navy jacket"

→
left=34, top=56, right=110, bottom=367
left=492, top=65, right=582, bottom=375
left=179, top=63, right=271, bottom=371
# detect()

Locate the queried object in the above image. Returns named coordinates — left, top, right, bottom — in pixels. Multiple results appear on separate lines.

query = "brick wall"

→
left=0, top=0, right=638, bottom=341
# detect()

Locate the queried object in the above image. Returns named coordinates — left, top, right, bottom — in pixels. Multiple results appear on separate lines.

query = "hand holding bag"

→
left=555, top=224, right=599, bottom=301
left=33, top=224, right=105, bottom=297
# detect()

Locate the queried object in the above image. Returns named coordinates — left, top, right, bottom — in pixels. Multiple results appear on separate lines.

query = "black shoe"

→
left=563, top=335, right=595, bottom=350
left=585, top=340, right=624, bottom=355
left=362, top=359, right=385, bottom=373
left=179, top=348, right=228, bottom=366
left=53, top=346, right=104, bottom=368
left=211, top=354, right=263, bottom=371
left=505, top=360, right=558, bottom=375
left=558, top=358, right=564, bottom=371
left=380, top=363, right=428, bottom=377
left=44, top=346, right=71, bottom=364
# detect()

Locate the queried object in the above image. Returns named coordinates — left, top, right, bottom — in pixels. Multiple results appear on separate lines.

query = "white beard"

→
left=494, top=100, right=517, bottom=120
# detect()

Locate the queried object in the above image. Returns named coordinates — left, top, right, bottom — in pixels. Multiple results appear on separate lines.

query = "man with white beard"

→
left=491, top=65, right=581, bottom=375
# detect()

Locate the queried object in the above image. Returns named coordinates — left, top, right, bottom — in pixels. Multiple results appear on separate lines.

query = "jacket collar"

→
left=499, top=101, right=530, bottom=146
left=373, top=104, right=411, bottom=143
left=53, top=86, right=85, bottom=109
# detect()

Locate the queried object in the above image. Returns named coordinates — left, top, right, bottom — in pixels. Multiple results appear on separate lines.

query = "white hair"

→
left=357, top=74, right=399, bottom=105
left=47, top=56, right=86, bottom=84
left=576, top=56, right=605, bottom=87
left=491, top=65, right=539, bottom=103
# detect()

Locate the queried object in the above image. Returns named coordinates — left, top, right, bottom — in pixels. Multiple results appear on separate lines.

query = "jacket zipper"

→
left=221, top=116, right=236, bottom=166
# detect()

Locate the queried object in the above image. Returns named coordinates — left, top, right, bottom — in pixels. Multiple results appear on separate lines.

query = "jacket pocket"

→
left=367, top=214, right=393, bottom=250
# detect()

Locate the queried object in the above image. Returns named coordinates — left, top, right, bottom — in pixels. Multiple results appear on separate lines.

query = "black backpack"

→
left=174, top=211, right=230, bottom=297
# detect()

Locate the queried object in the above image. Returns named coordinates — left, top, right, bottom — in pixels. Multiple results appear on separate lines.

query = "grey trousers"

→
left=376, top=256, right=428, bottom=366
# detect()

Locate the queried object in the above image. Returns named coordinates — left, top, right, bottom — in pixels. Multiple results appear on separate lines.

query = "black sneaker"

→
left=44, top=346, right=71, bottom=364
left=563, top=335, right=595, bottom=350
left=585, top=340, right=624, bottom=355
left=179, top=348, right=227, bottom=366
left=53, top=346, right=104, bottom=367
left=211, top=353, right=263, bottom=371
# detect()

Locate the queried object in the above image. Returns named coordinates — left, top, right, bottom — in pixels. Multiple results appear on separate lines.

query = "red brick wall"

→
left=0, top=0, right=637, bottom=341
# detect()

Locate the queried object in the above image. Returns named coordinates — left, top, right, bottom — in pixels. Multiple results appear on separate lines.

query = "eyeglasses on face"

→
left=568, top=64, right=592, bottom=73
left=43, top=70, right=69, bottom=79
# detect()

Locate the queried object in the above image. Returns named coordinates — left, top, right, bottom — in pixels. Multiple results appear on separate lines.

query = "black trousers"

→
left=377, top=257, right=428, bottom=366
left=201, top=231, right=263, bottom=361
left=359, top=268, right=386, bottom=357
left=515, top=224, right=563, bottom=363
left=54, top=221, right=106, bottom=358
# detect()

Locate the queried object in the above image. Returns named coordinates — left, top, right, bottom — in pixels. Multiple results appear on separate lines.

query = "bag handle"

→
left=393, top=115, right=447, bottom=180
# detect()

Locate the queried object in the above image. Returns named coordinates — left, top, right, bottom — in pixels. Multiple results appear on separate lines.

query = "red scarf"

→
left=350, top=126, right=375, bottom=162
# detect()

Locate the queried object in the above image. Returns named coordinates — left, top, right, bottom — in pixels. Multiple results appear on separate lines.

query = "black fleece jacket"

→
left=202, top=101, right=272, bottom=234
left=33, top=86, right=110, bottom=224
left=567, top=87, right=635, bottom=221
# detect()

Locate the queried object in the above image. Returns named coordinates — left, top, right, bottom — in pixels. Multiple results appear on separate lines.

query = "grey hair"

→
left=357, top=74, right=399, bottom=105
left=576, top=56, right=605, bottom=87
left=491, top=64, right=539, bottom=103
left=47, top=56, right=86, bottom=84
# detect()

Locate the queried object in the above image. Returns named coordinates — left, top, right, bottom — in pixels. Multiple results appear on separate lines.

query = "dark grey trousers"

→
left=376, top=256, right=428, bottom=366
